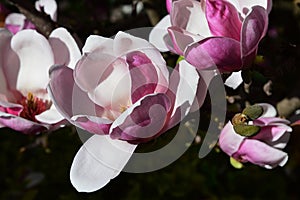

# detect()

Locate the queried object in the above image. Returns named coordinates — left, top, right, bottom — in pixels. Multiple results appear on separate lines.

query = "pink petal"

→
left=171, top=0, right=211, bottom=37
left=185, top=37, right=242, bottom=72
left=252, top=124, right=292, bottom=143
left=167, top=26, right=203, bottom=55
left=48, top=65, right=104, bottom=121
left=0, top=100, right=23, bottom=116
left=71, top=115, right=112, bottom=135
left=206, top=0, right=242, bottom=41
left=233, top=139, right=288, bottom=169
left=241, top=6, right=268, bottom=67
left=70, top=134, right=137, bottom=192
left=254, top=117, right=290, bottom=126
left=49, top=28, right=81, bottom=69
left=166, top=0, right=172, bottom=13
left=110, top=93, right=171, bottom=143
left=219, top=122, right=245, bottom=156
left=0, top=111, right=48, bottom=134
left=11, top=29, right=54, bottom=95
left=126, top=51, right=158, bottom=103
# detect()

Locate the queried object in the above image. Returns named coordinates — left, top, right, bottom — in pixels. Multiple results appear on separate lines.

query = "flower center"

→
left=19, top=92, right=52, bottom=121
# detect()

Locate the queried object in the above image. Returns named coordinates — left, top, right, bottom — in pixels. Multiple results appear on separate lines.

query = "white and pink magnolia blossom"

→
left=219, top=103, right=292, bottom=169
left=5, top=0, right=57, bottom=34
left=0, top=27, right=80, bottom=134
left=151, top=0, right=271, bottom=73
left=48, top=31, right=209, bottom=192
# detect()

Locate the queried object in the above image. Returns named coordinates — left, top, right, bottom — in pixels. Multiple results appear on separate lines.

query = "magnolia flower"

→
left=219, top=103, right=292, bottom=169
left=48, top=31, right=209, bottom=192
left=151, top=0, right=271, bottom=73
left=5, top=0, right=57, bottom=34
left=0, top=27, right=80, bottom=134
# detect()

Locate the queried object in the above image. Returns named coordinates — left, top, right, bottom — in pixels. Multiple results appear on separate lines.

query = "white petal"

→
left=35, top=105, right=64, bottom=124
left=35, top=0, right=58, bottom=21
left=11, top=30, right=54, bottom=95
left=4, top=13, right=26, bottom=29
left=82, top=35, right=114, bottom=54
left=149, top=15, right=171, bottom=52
left=224, top=71, right=243, bottom=89
left=49, top=27, right=81, bottom=69
left=171, top=60, right=199, bottom=117
left=89, top=59, right=131, bottom=112
left=70, top=134, right=137, bottom=192
left=113, top=31, right=156, bottom=57
left=258, top=103, right=277, bottom=117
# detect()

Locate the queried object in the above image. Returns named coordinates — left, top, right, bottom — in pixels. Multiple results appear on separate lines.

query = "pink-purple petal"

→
left=241, top=6, right=268, bottom=67
left=167, top=26, right=203, bottom=55
left=205, top=0, right=242, bottom=41
left=219, top=122, right=245, bottom=156
left=110, top=93, right=171, bottom=143
left=233, top=139, right=288, bottom=169
left=185, top=37, right=242, bottom=72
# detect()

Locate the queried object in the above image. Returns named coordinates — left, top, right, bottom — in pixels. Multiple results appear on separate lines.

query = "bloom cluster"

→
left=0, top=0, right=294, bottom=193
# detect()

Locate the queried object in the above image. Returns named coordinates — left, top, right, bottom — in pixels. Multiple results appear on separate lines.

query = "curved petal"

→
left=70, top=134, right=137, bottom=192
left=48, top=65, right=104, bottom=121
left=11, top=30, right=54, bottom=94
left=35, top=105, right=64, bottom=124
left=224, top=71, right=243, bottom=89
left=254, top=117, right=290, bottom=126
left=185, top=37, right=242, bottom=72
left=233, top=139, right=288, bottom=169
left=0, top=111, right=48, bottom=134
left=89, top=58, right=131, bottom=112
left=35, top=0, right=57, bottom=21
left=82, top=35, right=113, bottom=54
left=206, top=0, right=242, bottom=41
left=171, top=0, right=211, bottom=37
left=49, top=27, right=81, bottom=69
left=0, top=99, right=23, bottom=116
left=252, top=124, right=292, bottom=143
left=110, top=93, right=171, bottom=143
left=241, top=6, right=268, bottom=67
left=257, top=103, right=277, bottom=117
left=167, top=26, right=203, bottom=55
left=126, top=51, right=158, bottom=103
left=219, top=122, right=245, bottom=156
left=166, top=0, right=172, bottom=13
left=149, top=15, right=171, bottom=52
left=166, top=60, right=199, bottom=128
left=71, top=115, right=112, bottom=135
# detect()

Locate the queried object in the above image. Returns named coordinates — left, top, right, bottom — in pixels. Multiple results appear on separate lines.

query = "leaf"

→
left=233, top=124, right=261, bottom=137
left=242, top=104, right=263, bottom=120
